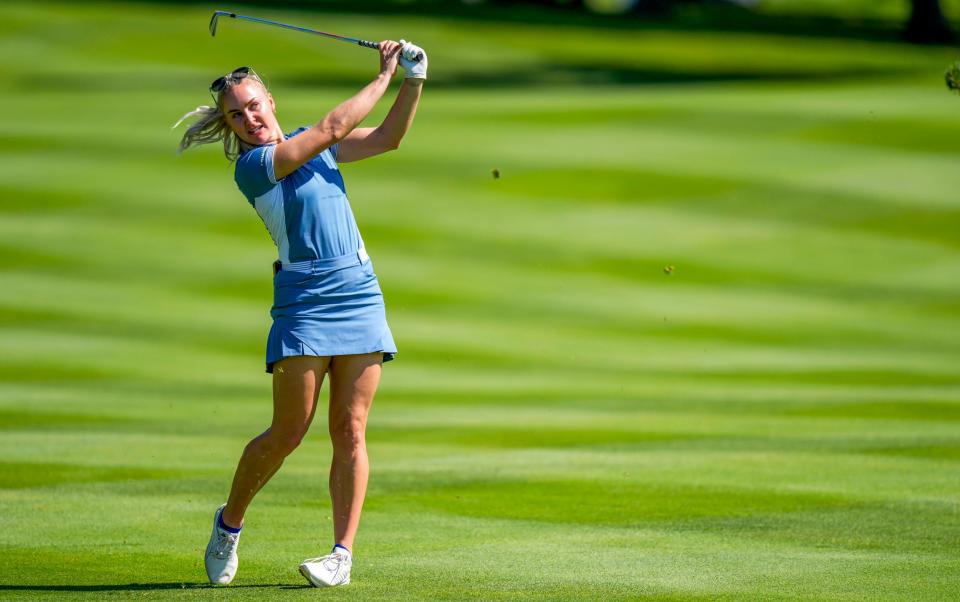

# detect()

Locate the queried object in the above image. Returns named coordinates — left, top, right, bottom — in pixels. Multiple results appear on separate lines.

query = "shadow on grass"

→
left=0, top=583, right=312, bottom=591
left=277, top=63, right=917, bottom=89
left=17, top=62, right=916, bottom=94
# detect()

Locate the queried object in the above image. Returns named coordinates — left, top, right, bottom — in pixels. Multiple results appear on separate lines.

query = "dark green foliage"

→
left=905, top=0, right=955, bottom=44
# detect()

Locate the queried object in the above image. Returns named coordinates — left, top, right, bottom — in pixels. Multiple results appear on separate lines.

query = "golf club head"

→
left=209, top=10, right=235, bottom=37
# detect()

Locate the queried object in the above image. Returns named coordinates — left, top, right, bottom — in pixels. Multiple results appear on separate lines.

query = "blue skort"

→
left=265, top=249, right=397, bottom=373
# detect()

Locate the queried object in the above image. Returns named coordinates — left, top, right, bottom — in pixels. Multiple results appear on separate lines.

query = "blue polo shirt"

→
left=234, top=127, right=363, bottom=263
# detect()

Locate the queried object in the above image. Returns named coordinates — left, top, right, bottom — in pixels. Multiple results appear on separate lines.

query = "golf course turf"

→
left=1, top=1, right=958, bottom=599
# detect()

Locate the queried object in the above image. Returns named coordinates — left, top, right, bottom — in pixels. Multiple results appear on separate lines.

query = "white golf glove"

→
left=398, top=40, right=427, bottom=80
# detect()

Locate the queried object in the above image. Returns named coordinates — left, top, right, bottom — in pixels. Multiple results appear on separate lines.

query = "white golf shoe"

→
left=204, top=504, right=240, bottom=585
left=299, top=548, right=352, bottom=587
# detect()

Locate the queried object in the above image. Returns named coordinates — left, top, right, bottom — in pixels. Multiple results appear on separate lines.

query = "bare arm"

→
left=272, top=42, right=401, bottom=180
left=337, top=78, right=423, bottom=163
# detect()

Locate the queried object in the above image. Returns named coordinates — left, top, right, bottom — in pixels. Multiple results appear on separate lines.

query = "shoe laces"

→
left=214, top=530, right=239, bottom=558
left=304, top=551, right=350, bottom=572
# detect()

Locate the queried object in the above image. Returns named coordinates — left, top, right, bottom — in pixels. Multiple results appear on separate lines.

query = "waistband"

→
left=277, top=247, right=370, bottom=274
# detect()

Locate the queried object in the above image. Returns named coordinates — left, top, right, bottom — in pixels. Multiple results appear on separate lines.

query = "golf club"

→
left=209, top=10, right=423, bottom=62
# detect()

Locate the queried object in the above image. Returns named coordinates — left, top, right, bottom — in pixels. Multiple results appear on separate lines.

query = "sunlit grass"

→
left=0, top=1, right=958, bottom=600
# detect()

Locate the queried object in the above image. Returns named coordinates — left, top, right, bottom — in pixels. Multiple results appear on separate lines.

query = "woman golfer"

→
left=175, top=40, right=426, bottom=587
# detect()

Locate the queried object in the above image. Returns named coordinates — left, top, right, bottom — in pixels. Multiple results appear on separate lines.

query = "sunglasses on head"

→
left=210, top=66, right=252, bottom=94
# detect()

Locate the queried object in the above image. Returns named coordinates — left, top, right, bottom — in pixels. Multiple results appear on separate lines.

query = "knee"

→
left=251, top=428, right=307, bottom=458
left=329, top=416, right=366, bottom=457
left=275, top=431, right=307, bottom=456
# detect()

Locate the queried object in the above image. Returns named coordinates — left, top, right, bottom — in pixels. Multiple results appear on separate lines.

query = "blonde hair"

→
left=173, top=70, right=268, bottom=161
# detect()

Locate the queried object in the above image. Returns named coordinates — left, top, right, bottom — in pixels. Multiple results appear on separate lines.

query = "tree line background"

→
left=163, top=0, right=959, bottom=44
left=470, top=0, right=956, bottom=44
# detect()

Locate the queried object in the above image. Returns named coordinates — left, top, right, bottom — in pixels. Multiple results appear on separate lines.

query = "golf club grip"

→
left=359, top=39, right=424, bottom=62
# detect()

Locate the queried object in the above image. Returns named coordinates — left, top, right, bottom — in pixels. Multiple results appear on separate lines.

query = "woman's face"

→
left=220, top=80, right=281, bottom=146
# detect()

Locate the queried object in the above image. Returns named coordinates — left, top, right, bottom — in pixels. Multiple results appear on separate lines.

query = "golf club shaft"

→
left=210, top=11, right=423, bottom=61
left=211, top=11, right=376, bottom=47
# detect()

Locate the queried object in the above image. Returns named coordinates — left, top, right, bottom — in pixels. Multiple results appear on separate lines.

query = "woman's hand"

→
left=378, top=40, right=402, bottom=78
left=398, top=40, right=428, bottom=81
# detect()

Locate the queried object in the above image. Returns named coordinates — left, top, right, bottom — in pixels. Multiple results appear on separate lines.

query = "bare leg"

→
left=327, top=353, right=382, bottom=550
left=221, top=355, right=330, bottom=527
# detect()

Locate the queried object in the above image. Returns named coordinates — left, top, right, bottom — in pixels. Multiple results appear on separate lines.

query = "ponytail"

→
left=173, top=104, right=255, bottom=161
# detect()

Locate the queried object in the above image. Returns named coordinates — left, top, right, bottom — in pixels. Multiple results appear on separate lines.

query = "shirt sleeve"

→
left=329, top=143, right=339, bottom=161
left=234, top=145, right=278, bottom=201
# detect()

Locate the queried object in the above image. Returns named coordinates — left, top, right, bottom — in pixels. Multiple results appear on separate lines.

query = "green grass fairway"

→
left=2, top=1, right=959, bottom=599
